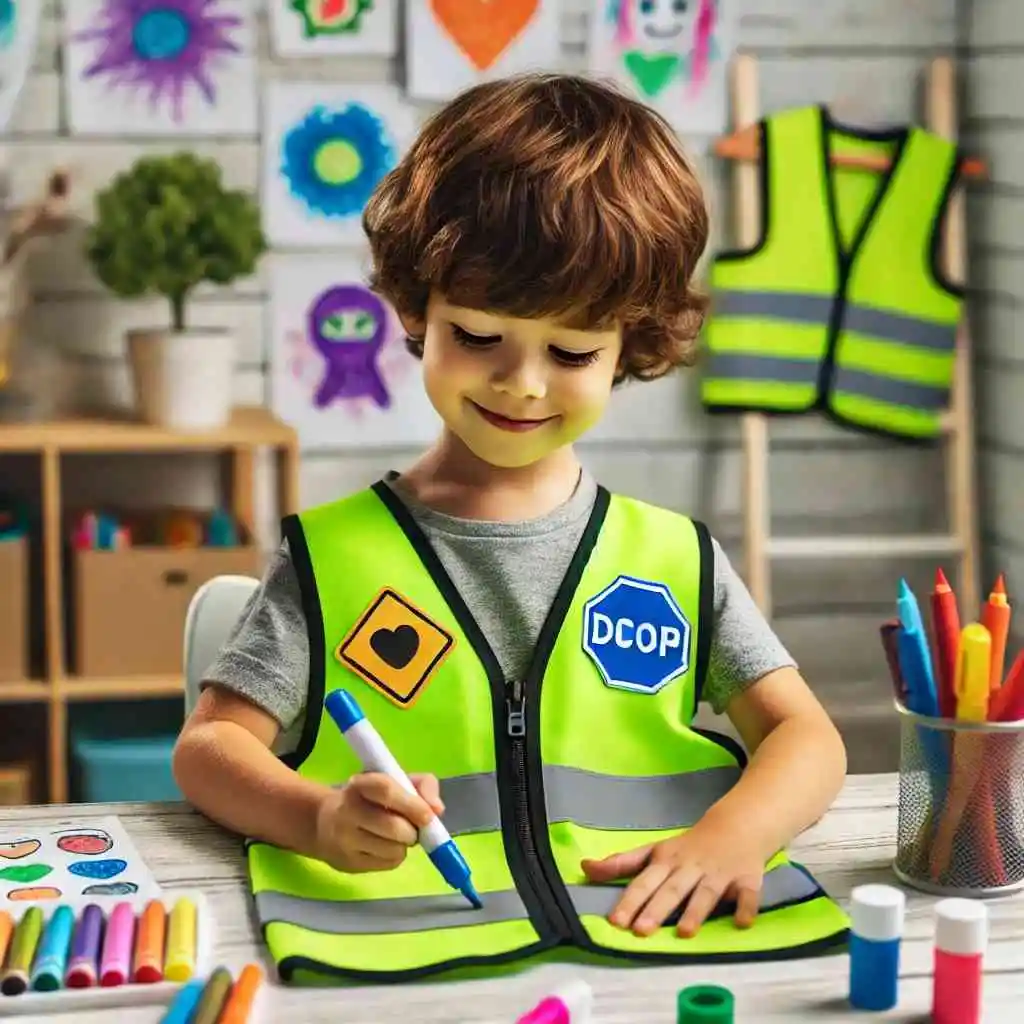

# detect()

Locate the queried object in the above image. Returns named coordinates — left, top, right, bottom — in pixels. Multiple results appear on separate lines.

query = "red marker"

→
left=930, top=568, right=960, bottom=718
left=990, top=650, right=1024, bottom=722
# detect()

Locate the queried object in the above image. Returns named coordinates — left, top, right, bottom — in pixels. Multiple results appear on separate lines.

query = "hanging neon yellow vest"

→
left=247, top=482, right=850, bottom=982
left=701, top=104, right=964, bottom=440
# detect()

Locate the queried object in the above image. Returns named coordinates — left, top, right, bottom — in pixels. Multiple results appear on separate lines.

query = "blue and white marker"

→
left=324, top=689, right=483, bottom=910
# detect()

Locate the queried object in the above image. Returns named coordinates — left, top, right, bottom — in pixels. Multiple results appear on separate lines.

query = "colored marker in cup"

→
left=30, top=904, right=75, bottom=991
left=99, top=901, right=135, bottom=987
left=66, top=904, right=105, bottom=988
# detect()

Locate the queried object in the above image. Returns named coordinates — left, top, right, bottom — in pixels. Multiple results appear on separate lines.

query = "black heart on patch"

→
left=370, top=624, right=420, bottom=669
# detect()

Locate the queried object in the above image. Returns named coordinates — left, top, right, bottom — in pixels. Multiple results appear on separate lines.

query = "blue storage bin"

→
left=70, top=733, right=182, bottom=804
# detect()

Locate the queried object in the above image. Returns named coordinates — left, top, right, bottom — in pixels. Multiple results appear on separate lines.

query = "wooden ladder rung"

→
left=767, top=534, right=964, bottom=560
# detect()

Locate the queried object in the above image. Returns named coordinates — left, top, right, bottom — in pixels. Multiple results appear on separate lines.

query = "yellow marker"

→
left=163, top=897, right=198, bottom=982
left=954, top=622, right=992, bottom=722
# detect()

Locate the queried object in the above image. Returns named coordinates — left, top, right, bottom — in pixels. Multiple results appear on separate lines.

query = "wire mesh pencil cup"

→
left=893, top=700, right=1024, bottom=897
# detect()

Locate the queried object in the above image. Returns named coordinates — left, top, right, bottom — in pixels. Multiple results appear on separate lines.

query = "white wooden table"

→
left=2, top=773, right=1022, bottom=1022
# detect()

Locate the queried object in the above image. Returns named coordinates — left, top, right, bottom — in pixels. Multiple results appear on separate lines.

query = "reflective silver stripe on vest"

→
left=713, top=289, right=955, bottom=352
left=253, top=863, right=821, bottom=935
left=831, top=367, right=949, bottom=411
left=417, top=765, right=743, bottom=837
left=704, top=353, right=819, bottom=386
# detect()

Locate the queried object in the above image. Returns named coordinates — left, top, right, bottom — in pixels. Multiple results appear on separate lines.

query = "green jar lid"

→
left=677, top=984, right=734, bottom=1023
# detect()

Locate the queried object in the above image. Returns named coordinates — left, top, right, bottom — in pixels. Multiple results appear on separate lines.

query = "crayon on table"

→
left=66, top=904, right=104, bottom=988
left=99, top=901, right=135, bottom=987
left=218, top=962, right=264, bottom=1024
left=516, top=979, right=594, bottom=1023
left=159, top=977, right=205, bottom=1024
left=1, top=906, right=43, bottom=996
left=930, top=567, right=961, bottom=719
left=191, top=965, right=234, bottom=1024
left=30, top=904, right=75, bottom=992
left=164, top=896, right=198, bottom=982
left=132, top=898, right=167, bottom=983
left=980, top=574, right=1011, bottom=693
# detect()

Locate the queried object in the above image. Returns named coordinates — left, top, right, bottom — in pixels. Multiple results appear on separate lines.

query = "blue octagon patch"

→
left=582, top=575, right=691, bottom=694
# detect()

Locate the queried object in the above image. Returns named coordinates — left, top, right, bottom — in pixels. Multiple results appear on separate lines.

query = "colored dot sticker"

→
left=313, top=139, right=362, bottom=185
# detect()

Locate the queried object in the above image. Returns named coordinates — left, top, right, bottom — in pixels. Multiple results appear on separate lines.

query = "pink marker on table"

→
left=99, top=902, right=136, bottom=987
left=516, top=980, right=593, bottom=1023
left=932, top=898, right=987, bottom=1024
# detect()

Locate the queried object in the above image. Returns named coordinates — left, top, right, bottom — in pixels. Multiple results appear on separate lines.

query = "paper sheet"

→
left=0, top=815, right=162, bottom=909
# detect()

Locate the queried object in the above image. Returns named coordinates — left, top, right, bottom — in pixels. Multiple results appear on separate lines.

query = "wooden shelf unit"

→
left=0, top=406, right=300, bottom=803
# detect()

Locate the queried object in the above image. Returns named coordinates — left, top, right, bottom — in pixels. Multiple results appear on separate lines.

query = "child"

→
left=174, top=72, right=849, bottom=980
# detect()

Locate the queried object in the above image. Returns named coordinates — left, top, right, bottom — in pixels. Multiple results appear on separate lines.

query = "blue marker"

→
left=324, top=689, right=482, bottom=910
left=159, top=978, right=205, bottom=1023
left=896, top=579, right=939, bottom=718
left=30, top=905, right=75, bottom=991
left=849, top=883, right=905, bottom=1011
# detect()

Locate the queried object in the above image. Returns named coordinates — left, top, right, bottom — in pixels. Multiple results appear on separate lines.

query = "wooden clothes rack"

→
left=712, top=54, right=983, bottom=620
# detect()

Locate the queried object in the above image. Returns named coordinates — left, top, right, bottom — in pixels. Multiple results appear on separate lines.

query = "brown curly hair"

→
left=362, top=73, right=709, bottom=383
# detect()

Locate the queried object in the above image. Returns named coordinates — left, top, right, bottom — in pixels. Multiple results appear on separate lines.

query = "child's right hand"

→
left=314, top=772, right=444, bottom=874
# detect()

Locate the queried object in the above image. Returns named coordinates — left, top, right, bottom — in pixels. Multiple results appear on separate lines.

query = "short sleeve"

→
left=200, top=538, right=310, bottom=733
left=701, top=538, right=797, bottom=714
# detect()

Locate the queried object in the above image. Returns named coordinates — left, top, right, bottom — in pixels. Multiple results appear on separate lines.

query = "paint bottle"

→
left=848, top=883, right=905, bottom=1011
left=515, top=979, right=594, bottom=1023
left=677, top=983, right=734, bottom=1022
left=932, top=898, right=987, bottom=1024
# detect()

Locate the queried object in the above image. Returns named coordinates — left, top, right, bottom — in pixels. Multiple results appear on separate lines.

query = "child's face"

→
left=414, top=293, right=623, bottom=469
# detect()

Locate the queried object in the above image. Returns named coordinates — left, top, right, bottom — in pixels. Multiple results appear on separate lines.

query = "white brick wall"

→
left=8, top=1, right=990, bottom=765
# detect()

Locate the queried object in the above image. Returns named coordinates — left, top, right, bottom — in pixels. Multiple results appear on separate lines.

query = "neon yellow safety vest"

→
left=247, top=482, right=850, bottom=982
left=701, top=104, right=964, bottom=441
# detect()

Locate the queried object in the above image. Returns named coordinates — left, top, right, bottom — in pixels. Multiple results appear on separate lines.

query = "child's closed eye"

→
left=550, top=347, right=601, bottom=368
left=451, top=323, right=501, bottom=347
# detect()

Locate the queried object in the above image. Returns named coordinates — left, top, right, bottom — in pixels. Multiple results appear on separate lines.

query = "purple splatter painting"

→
left=74, top=0, right=244, bottom=122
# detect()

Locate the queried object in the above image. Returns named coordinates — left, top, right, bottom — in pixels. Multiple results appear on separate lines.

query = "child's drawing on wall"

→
left=588, top=0, right=734, bottom=141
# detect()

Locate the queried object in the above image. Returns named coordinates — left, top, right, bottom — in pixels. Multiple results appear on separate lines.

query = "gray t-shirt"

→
left=202, top=470, right=795, bottom=753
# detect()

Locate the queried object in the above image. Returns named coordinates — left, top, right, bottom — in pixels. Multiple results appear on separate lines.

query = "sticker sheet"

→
left=0, top=816, right=161, bottom=908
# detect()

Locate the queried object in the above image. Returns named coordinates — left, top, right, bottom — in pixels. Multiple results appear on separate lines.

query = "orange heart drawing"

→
left=430, top=0, right=540, bottom=71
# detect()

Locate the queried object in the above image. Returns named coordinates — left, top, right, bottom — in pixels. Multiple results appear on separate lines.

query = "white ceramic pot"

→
left=127, top=327, right=236, bottom=430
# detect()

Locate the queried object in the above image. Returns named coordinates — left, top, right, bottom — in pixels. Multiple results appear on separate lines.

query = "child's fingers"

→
left=356, top=802, right=419, bottom=847
left=351, top=772, right=435, bottom=828
left=410, top=772, right=444, bottom=814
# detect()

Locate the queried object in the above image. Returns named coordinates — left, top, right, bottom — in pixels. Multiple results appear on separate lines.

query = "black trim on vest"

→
left=692, top=518, right=715, bottom=712
left=280, top=513, right=327, bottom=771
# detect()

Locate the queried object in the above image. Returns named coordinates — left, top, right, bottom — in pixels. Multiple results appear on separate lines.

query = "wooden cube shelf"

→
left=0, top=406, right=300, bottom=803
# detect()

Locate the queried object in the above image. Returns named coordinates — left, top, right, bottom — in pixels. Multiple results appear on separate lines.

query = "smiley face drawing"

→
left=635, top=0, right=695, bottom=41
left=53, top=827, right=113, bottom=856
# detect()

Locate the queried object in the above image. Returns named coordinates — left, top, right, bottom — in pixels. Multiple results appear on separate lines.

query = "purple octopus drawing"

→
left=307, top=285, right=391, bottom=409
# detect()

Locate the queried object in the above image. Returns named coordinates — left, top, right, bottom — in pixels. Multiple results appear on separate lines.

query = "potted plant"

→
left=85, top=152, right=267, bottom=430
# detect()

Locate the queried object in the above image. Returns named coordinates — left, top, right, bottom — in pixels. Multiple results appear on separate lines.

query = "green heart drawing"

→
left=623, top=51, right=681, bottom=97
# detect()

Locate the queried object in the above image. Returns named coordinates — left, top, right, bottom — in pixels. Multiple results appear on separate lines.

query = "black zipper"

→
left=369, top=479, right=609, bottom=943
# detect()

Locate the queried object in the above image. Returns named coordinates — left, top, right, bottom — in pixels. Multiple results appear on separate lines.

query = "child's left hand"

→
left=580, top=815, right=765, bottom=938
